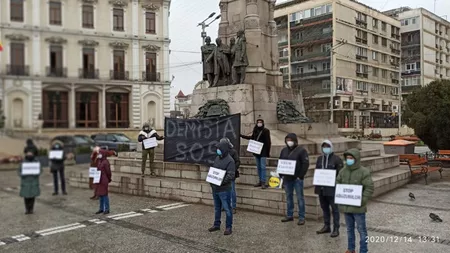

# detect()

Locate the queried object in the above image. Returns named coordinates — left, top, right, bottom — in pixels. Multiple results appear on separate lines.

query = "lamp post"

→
left=198, top=13, right=221, bottom=45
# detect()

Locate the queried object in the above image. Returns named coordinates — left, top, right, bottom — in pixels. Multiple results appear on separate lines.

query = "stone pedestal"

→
left=190, top=84, right=304, bottom=134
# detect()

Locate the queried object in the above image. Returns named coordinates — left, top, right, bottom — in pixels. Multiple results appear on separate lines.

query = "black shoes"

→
left=208, top=226, right=220, bottom=232
left=253, top=182, right=262, bottom=187
left=103, top=211, right=110, bottom=215
left=62, top=192, right=68, bottom=195
left=261, top=184, right=267, bottom=189
left=52, top=192, right=58, bottom=196
left=95, top=210, right=104, bottom=214
left=330, top=228, right=340, bottom=238
left=281, top=217, right=294, bottom=222
left=316, top=226, right=331, bottom=234
left=297, top=220, right=305, bottom=225
left=224, top=228, right=232, bottom=235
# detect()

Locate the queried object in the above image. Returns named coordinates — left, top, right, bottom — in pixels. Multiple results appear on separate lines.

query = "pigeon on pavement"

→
left=429, top=213, right=443, bottom=222
left=409, top=192, right=415, bottom=200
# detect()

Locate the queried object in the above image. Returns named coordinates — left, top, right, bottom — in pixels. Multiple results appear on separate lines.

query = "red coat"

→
left=95, top=151, right=112, bottom=196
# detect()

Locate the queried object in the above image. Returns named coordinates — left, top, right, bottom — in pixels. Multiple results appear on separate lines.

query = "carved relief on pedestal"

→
left=78, top=39, right=99, bottom=47
left=45, top=36, right=67, bottom=44
left=108, top=0, right=128, bottom=7
left=245, top=18, right=260, bottom=29
left=109, top=41, right=129, bottom=49
left=227, top=90, right=236, bottom=103
left=5, top=33, right=30, bottom=41
left=267, top=86, right=274, bottom=103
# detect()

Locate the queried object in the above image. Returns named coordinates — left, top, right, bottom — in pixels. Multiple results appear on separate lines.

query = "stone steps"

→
left=68, top=165, right=411, bottom=220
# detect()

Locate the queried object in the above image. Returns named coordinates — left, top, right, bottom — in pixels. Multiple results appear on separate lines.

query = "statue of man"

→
left=206, top=38, right=231, bottom=87
left=201, top=36, right=216, bottom=85
left=229, top=37, right=236, bottom=71
left=232, top=30, right=249, bottom=85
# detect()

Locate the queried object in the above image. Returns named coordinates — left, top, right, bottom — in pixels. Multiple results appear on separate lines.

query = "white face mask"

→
left=97, top=154, right=102, bottom=159
left=286, top=141, right=294, bottom=147
left=257, top=123, right=263, bottom=127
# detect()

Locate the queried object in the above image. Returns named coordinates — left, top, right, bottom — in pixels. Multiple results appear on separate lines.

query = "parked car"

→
left=51, top=135, right=95, bottom=155
left=91, top=133, right=137, bottom=151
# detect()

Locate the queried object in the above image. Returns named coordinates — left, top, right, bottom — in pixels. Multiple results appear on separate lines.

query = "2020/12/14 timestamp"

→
left=365, top=236, right=440, bottom=243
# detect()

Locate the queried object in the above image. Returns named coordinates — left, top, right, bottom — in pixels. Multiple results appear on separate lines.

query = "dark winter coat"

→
left=18, top=159, right=41, bottom=198
left=50, top=144, right=66, bottom=173
left=314, top=140, right=344, bottom=196
left=241, top=119, right=271, bottom=157
left=278, top=133, right=309, bottom=181
left=138, top=128, right=164, bottom=150
left=95, top=150, right=112, bottom=196
left=23, top=139, right=38, bottom=156
left=228, top=148, right=240, bottom=179
left=211, top=142, right=235, bottom=192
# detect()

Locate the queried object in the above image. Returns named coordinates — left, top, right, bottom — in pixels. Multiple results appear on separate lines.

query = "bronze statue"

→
left=229, top=38, right=235, bottom=72
left=206, top=38, right=231, bottom=87
left=201, top=36, right=216, bottom=85
left=232, top=30, right=248, bottom=85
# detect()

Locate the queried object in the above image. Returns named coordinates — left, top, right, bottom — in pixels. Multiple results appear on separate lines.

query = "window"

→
left=322, top=43, right=331, bottom=52
left=382, top=54, right=387, bottom=63
left=303, top=9, right=311, bottom=19
left=356, top=81, right=368, bottom=91
left=392, top=87, right=399, bottom=95
left=307, top=46, right=313, bottom=52
left=382, top=86, right=386, bottom=94
left=356, top=64, right=368, bottom=73
left=373, top=35, right=378, bottom=44
left=372, top=84, right=379, bottom=93
left=373, top=18, right=378, bottom=28
left=322, top=62, right=330, bottom=70
left=49, top=45, right=63, bottom=76
left=10, top=0, right=24, bottom=22
left=145, top=52, right=157, bottom=81
left=113, top=8, right=124, bottom=31
left=372, top=51, right=378, bottom=60
left=113, top=50, right=125, bottom=79
left=145, top=12, right=156, bottom=34
left=322, top=80, right=331, bottom=89
left=82, top=48, right=96, bottom=78
left=322, top=26, right=332, bottom=34
left=309, top=64, right=315, bottom=70
left=106, top=93, right=129, bottom=128
left=372, top=67, right=378, bottom=77
left=82, top=5, right=94, bottom=28
left=10, top=42, right=25, bottom=75
left=326, top=4, right=332, bottom=13
left=49, top=1, right=62, bottom=25
left=382, top=69, right=387, bottom=78
left=315, top=6, right=323, bottom=16
left=381, top=22, right=386, bottom=31
left=407, top=34, right=413, bottom=42
left=382, top=38, right=387, bottom=47
left=356, top=47, right=367, bottom=56
left=76, top=92, right=99, bottom=128
left=42, top=91, right=69, bottom=128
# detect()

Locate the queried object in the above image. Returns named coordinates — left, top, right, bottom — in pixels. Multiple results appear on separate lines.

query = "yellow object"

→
left=268, top=177, right=280, bottom=188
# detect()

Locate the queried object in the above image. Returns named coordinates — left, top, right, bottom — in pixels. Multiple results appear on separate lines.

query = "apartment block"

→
left=0, top=0, right=171, bottom=130
left=384, top=7, right=450, bottom=95
left=275, top=0, right=401, bottom=131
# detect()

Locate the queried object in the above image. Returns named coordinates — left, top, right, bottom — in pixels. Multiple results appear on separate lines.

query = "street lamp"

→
left=198, top=12, right=221, bottom=45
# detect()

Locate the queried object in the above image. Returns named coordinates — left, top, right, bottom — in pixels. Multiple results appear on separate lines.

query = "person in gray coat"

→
left=208, top=141, right=235, bottom=236
left=219, top=137, right=240, bottom=214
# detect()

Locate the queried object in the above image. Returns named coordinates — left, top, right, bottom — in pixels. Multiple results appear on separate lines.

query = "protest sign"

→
left=247, top=140, right=263, bottom=154
left=93, top=170, right=102, bottom=184
left=89, top=167, right=97, bottom=178
left=335, top=184, right=363, bottom=206
left=143, top=137, right=158, bottom=149
left=276, top=159, right=297, bottom=175
left=206, top=167, right=226, bottom=186
left=49, top=150, right=63, bottom=159
left=21, top=162, right=40, bottom=176
left=313, top=169, right=337, bottom=187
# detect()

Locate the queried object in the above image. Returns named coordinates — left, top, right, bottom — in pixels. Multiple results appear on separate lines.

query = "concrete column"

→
left=69, top=84, right=76, bottom=128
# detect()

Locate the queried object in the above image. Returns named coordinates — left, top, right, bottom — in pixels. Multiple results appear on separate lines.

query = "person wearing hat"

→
left=138, top=123, right=164, bottom=177
left=219, top=137, right=240, bottom=214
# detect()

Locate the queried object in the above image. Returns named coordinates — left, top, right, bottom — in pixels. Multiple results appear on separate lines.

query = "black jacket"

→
left=314, top=150, right=343, bottom=197
left=138, top=128, right=164, bottom=150
left=211, top=142, right=235, bottom=192
left=50, top=144, right=66, bottom=172
left=24, top=139, right=38, bottom=156
left=241, top=121, right=271, bottom=157
left=228, top=148, right=240, bottom=179
left=278, top=133, right=309, bottom=181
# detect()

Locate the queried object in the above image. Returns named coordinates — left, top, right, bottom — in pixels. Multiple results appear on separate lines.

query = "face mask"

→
left=144, top=127, right=149, bottom=131
left=346, top=159, right=355, bottom=166
left=257, top=123, right=263, bottom=127
left=322, top=147, right=331, bottom=154
left=55, top=145, right=60, bottom=149
left=216, top=149, right=222, bottom=156
left=97, top=154, right=103, bottom=159
left=25, top=155, right=34, bottom=161
left=286, top=141, right=294, bottom=147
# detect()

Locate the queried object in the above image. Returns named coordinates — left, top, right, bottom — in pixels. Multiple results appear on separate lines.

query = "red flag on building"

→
left=0, top=41, right=3, bottom=51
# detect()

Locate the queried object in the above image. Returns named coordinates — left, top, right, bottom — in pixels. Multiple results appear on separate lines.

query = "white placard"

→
left=247, top=140, right=264, bottom=154
left=313, top=169, right=337, bottom=187
left=21, top=162, right=40, bottom=176
left=93, top=170, right=102, bottom=184
left=89, top=167, right=97, bottom=178
left=143, top=137, right=158, bottom=149
left=206, top=167, right=226, bottom=186
left=48, top=150, right=63, bottom=159
left=276, top=159, right=297, bottom=175
left=335, top=184, right=363, bottom=207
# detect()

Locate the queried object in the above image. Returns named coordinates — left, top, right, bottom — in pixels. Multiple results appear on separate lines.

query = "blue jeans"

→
left=212, top=190, right=233, bottom=229
left=52, top=169, right=66, bottom=194
left=231, top=181, right=237, bottom=209
left=99, top=195, right=110, bottom=212
left=254, top=156, right=267, bottom=183
left=344, top=213, right=368, bottom=253
left=284, top=179, right=305, bottom=220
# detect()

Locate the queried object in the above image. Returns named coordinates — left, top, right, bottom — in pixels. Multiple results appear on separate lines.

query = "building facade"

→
left=0, top=0, right=171, bottom=130
left=275, top=0, right=401, bottom=131
left=173, top=90, right=191, bottom=118
left=384, top=7, right=450, bottom=95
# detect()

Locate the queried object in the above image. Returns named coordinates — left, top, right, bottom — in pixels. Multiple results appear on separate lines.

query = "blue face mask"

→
left=322, top=147, right=331, bottom=154
left=216, top=149, right=222, bottom=156
left=346, top=159, right=355, bottom=166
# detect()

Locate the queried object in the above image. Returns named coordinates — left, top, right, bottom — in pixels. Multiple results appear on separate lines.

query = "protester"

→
left=314, top=140, right=343, bottom=237
left=278, top=133, right=309, bottom=225
left=90, top=147, right=116, bottom=200
left=240, top=118, right=271, bottom=189
left=220, top=137, right=240, bottom=214
left=95, top=150, right=112, bottom=214
left=49, top=141, right=67, bottom=195
left=24, top=139, right=38, bottom=156
left=138, top=123, right=164, bottom=177
left=336, top=148, right=374, bottom=253
left=19, top=149, right=41, bottom=214
left=208, top=141, right=235, bottom=235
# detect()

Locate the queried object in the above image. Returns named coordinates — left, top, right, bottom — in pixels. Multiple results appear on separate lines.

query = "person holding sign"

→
left=138, top=123, right=164, bottom=177
left=240, top=118, right=271, bottom=189
left=19, top=150, right=41, bottom=214
left=89, top=147, right=116, bottom=200
left=314, top=140, right=343, bottom=237
left=336, top=149, right=374, bottom=253
left=208, top=141, right=235, bottom=235
left=94, top=150, right=113, bottom=214
left=278, top=133, right=309, bottom=225
left=49, top=142, right=67, bottom=196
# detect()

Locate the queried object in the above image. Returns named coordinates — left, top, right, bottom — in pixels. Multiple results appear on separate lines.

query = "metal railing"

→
left=6, top=65, right=29, bottom=76
left=46, top=67, right=67, bottom=78
left=110, top=70, right=129, bottom=80
left=79, top=68, right=99, bottom=79
left=142, top=71, right=160, bottom=82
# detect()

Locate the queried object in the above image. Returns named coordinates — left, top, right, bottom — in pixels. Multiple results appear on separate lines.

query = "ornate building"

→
left=0, top=0, right=171, bottom=130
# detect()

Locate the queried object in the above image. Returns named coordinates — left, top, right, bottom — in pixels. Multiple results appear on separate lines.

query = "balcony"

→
left=79, top=68, right=99, bottom=79
left=110, top=70, right=129, bottom=80
left=355, top=36, right=368, bottom=45
left=283, top=74, right=289, bottom=80
left=46, top=67, right=67, bottom=78
left=356, top=55, right=368, bottom=61
left=391, top=33, right=400, bottom=40
left=356, top=71, right=368, bottom=78
left=390, top=61, right=400, bottom=67
left=291, top=51, right=330, bottom=63
left=390, top=45, right=400, bottom=54
left=402, top=42, right=420, bottom=48
left=355, top=17, right=367, bottom=28
left=401, top=69, right=420, bottom=76
left=290, top=13, right=332, bottom=30
left=401, top=54, right=420, bottom=61
left=278, top=41, right=288, bottom=47
left=391, top=78, right=400, bottom=84
left=280, top=57, right=289, bottom=64
left=6, top=65, right=29, bottom=76
left=291, top=69, right=330, bottom=80
left=290, top=32, right=332, bottom=47
left=142, top=71, right=160, bottom=82
left=277, top=23, right=288, bottom=30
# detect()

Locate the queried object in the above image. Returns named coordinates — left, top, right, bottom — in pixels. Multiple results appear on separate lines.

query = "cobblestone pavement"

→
left=0, top=165, right=449, bottom=253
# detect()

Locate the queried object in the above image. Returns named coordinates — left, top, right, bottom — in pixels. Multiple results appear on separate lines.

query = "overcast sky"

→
left=168, top=0, right=450, bottom=109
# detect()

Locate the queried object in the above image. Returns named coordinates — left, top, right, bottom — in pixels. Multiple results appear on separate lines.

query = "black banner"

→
left=163, top=114, right=241, bottom=165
